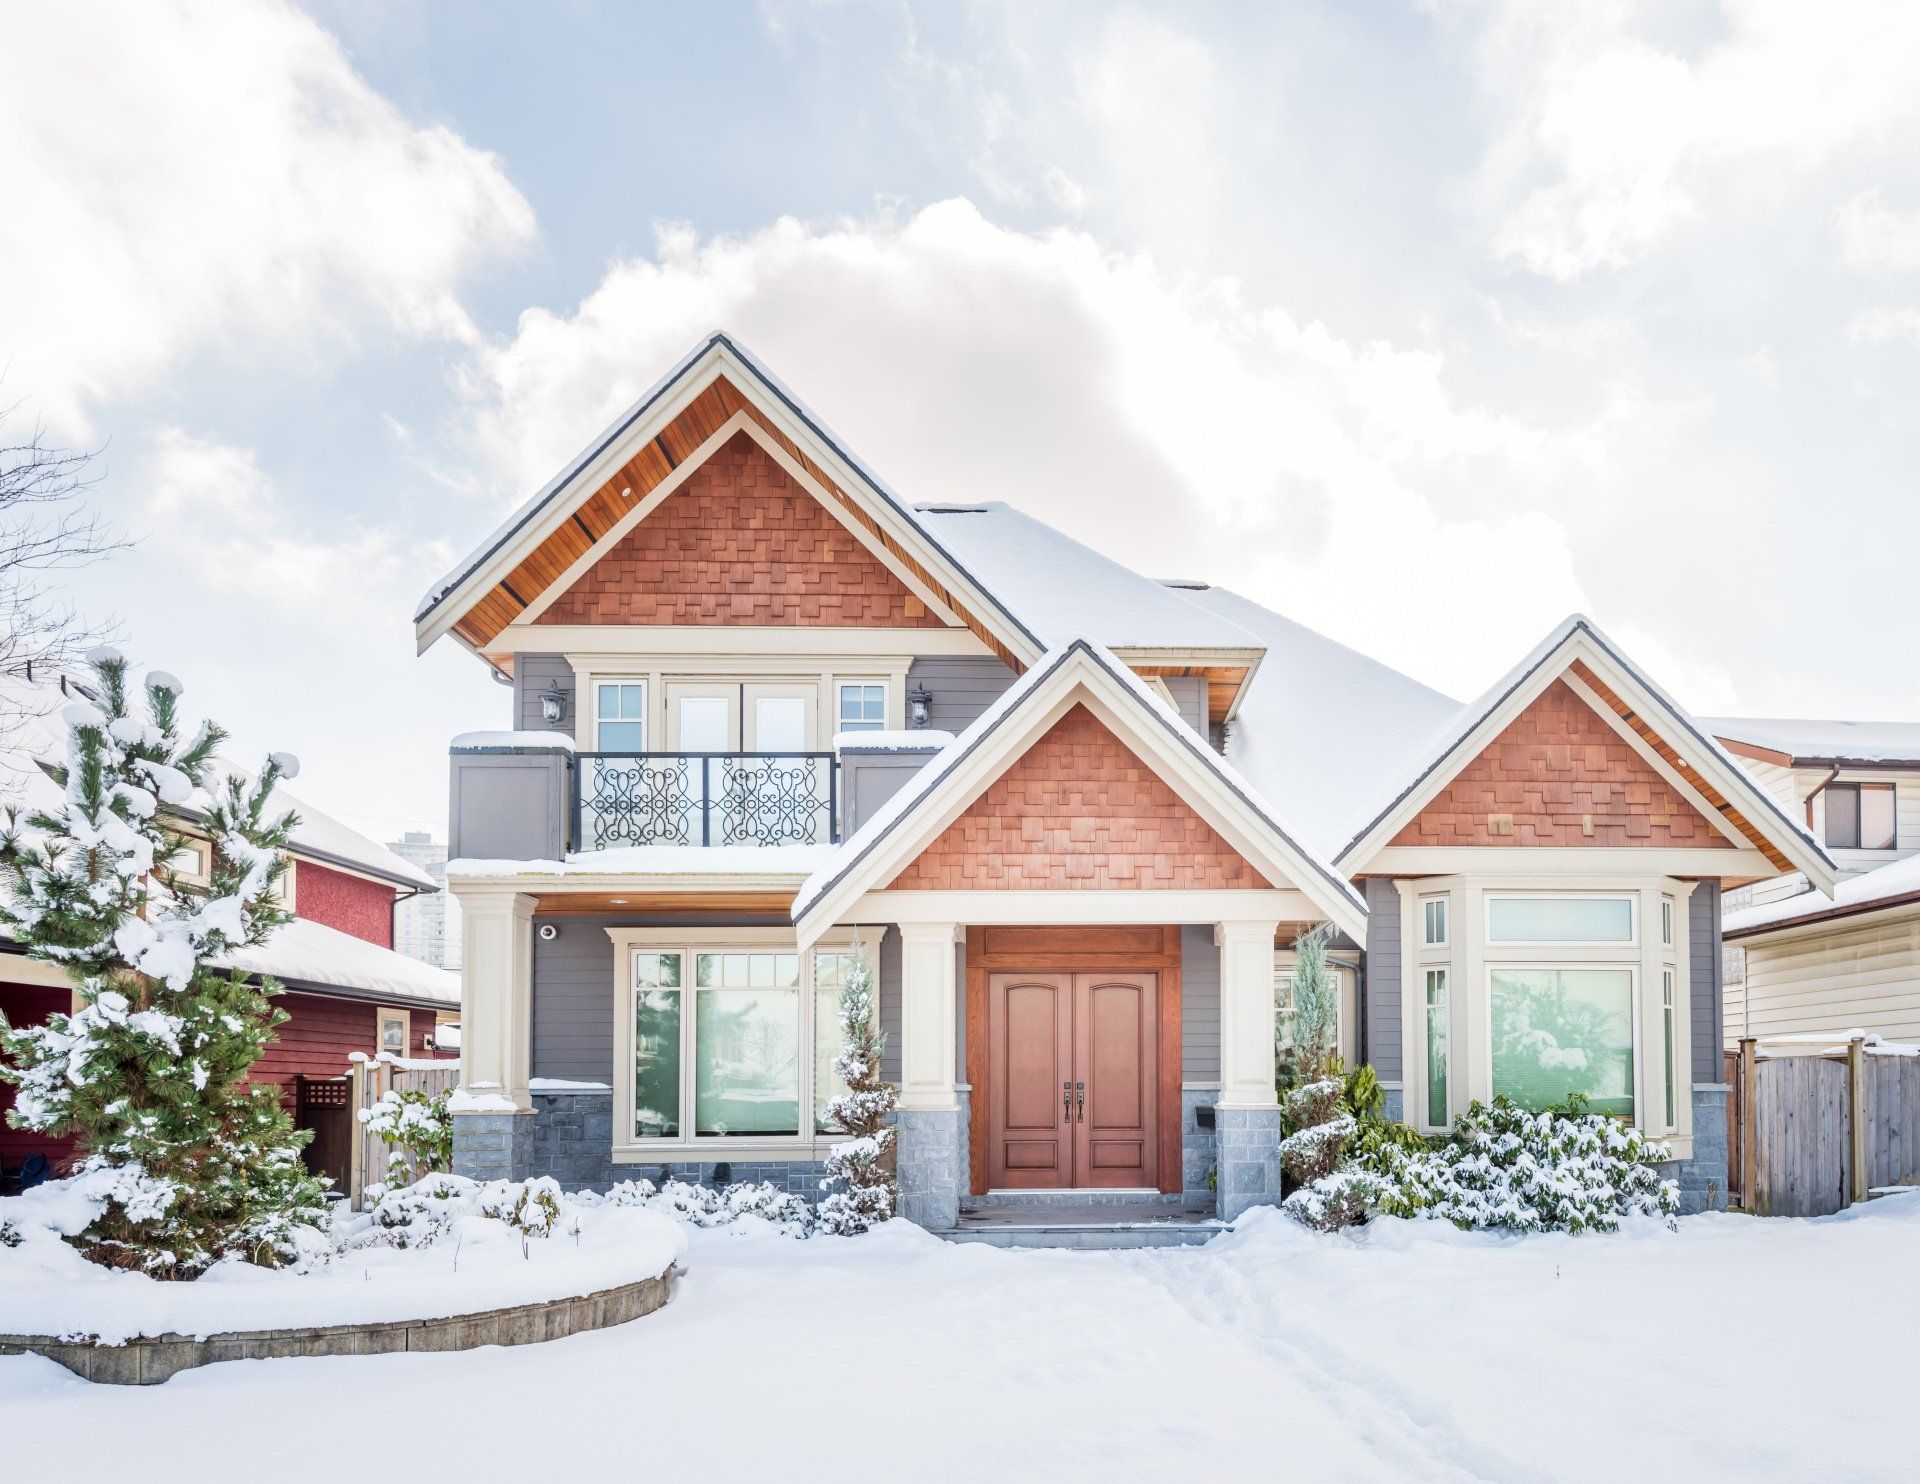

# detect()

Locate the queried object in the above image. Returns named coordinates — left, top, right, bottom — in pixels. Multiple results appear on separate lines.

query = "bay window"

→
left=1488, top=967, right=1635, bottom=1118
left=1423, top=968, right=1449, bottom=1132
left=613, top=931, right=864, bottom=1152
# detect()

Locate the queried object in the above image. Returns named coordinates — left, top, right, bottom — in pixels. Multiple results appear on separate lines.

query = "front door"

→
left=987, top=971, right=1158, bottom=1190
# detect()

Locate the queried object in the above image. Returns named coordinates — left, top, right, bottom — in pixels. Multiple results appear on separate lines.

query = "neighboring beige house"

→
left=1709, top=719, right=1920, bottom=1046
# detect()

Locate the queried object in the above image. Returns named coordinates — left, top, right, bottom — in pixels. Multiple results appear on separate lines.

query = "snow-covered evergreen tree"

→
left=0, top=648, right=328, bottom=1274
left=815, top=947, right=897, bottom=1235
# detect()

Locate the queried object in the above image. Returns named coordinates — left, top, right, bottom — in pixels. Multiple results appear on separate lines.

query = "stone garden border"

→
left=0, top=1265, right=673, bottom=1385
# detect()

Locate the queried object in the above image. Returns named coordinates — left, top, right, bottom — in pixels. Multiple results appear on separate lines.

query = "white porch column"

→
left=1216, top=918, right=1282, bottom=1109
left=455, top=888, right=537, bottom=1111
left=897, top=921, right=961, bottom=1112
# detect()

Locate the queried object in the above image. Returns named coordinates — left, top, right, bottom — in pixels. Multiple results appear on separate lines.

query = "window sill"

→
left=612, top=1137, right=848, bottom=1163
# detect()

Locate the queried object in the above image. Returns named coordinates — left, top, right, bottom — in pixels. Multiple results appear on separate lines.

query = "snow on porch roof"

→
left=1703, top=716, right=1920, bottom=767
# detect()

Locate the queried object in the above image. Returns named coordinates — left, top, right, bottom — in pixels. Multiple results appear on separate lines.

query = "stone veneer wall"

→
left=453, top=1092, right=833, bottom=1200
left=1213, top=1107, right=1282, bottom=1220
left=1662, top=1085, right=1730, bottom=1214
left=1181, top=1085, right=1219, bottom=1212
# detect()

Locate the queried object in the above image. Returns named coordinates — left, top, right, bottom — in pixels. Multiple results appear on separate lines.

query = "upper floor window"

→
left=1823, top=781, right=1896, bottom=851
left=837, top=682, right=886, bottom=735
left=595, top=681, right=647, bottom=751
left=1421, top=896, right=1448, bottom=947
left=1486, top=894, right=1634, bottom=945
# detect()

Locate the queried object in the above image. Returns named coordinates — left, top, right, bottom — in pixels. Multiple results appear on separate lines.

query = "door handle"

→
left=1063, top=1081, right=1073, bottom=1123
left=1075, top=1082, right=1085, bottom=1124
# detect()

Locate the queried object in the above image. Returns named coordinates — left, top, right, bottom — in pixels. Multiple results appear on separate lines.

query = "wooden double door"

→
left=986, top=972, right=1158, bottom=1190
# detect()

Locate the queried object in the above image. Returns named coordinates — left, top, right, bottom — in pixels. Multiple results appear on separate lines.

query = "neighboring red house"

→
left=0, top=680, right=459, bottom=1188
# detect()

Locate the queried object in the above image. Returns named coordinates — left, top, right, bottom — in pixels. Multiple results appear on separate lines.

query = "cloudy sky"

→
left=4, top=0, right=1918, bottom=842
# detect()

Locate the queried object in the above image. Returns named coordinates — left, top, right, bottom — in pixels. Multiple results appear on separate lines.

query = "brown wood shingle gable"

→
left=448, top=373, right=1022, bottom=668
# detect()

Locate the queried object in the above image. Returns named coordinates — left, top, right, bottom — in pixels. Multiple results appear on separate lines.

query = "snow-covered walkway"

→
left=3, top=1197, right=1916, bottom=1482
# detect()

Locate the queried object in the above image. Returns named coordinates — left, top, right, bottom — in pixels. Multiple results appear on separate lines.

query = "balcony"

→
left=572, top=752, right=838, bottom=851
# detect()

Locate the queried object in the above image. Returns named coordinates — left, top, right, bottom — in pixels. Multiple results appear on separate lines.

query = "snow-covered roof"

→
left=218, top=915, right=461, bottom=1007
left=793, top=639, right=1367, bottom=937
left=1703, top=717, right=1920, bottom=767
left=1171, top=585, right=1461, bottom=858
left=1725, top=853, right=1920, bottom=938
left=0, top=674, right=434, bottom=891
left=910, top=504, right=1264, bottom=653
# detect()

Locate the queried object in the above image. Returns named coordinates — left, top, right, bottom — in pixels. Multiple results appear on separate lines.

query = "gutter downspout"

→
left=1802, top=765, right=1842, bottom=855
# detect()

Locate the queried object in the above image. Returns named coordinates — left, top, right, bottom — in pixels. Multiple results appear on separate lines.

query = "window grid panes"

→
left=1487, top=896, right=1634, bottom=944
left=596, top=681, right=647, bottom=752
left=1424, top=969, right=1449, bottom=1129
left=1422, top=897, right=1448, bottom=947
left=1825, top=782, right=1896, bottom=851
left=1490, top=967, right=1635, bottom=1118
left=837, top=683, right=886, bottom=734
left=632, top=952, right=683, bottom=1139
left=1661, top=897, right=1674, bottom=948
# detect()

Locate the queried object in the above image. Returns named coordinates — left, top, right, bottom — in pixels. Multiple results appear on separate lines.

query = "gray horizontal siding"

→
left=906, top=654, right=1018, bottom=734
left=1163, top=676, right=1207, bottom=736
left=1364, top=877, right=1402, bottom=1082
left=1181, top=925, right=1221, bottom=1081
left=531, top=914, right=789, bottom=1082
left=515, top=653, right=576, bottom=734
left=1692, top=881, right=1723, bottom=1082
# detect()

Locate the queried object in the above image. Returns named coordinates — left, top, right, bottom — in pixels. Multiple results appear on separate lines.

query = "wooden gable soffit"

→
left=1567, top=659, right=1794, bottom=874
left=443, top=366, right=1030, bottom=670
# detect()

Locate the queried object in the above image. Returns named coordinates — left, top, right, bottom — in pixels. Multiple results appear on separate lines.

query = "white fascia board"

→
left=1361, top=845, right=1782, bottom=878
left=794, top=643, right=1366, bottom=945
left=845, top=889, right=1320, bottom=929
left=1335, top=621, right=1839, bottom=895
left=447, top=871, right=810, bottom=895
left=1108, top=644, right=1269, bottom=721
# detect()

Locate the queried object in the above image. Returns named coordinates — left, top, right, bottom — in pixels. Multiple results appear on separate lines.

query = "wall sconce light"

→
left=540, top=683, right=568, bottom=726
left=908, top=683, right=933, bottom=729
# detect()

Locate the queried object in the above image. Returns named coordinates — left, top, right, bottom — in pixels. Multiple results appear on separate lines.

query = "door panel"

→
left=666, top=684, right=738, bottom=752
left=1073, top=974, right=1157, bottom=1189
left=988, top=975, right=1072, bottom=1189
left=985, top=969, right=1157, bottom=1191
left=743, top=683, right=816, bottom=752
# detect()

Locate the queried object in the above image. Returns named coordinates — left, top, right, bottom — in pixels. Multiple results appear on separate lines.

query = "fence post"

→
left=1738, top=1037, right=1759, bottom=1215
left=347, top=1055, right=368, bottom=1210
left=1848, top=1035, right=1869, bottom=1207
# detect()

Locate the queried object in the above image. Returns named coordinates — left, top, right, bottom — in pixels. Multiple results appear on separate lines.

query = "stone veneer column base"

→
left=1661, top=1085, right=1730, bottom=1214
left=1214, top=1105, right=1282, bottom=1220
left=895, top=1106, right=962, bottom=1229
left=1182, top=1085, right=1221, bottom=1212
left=451, top=1109, right=533, bottom=1183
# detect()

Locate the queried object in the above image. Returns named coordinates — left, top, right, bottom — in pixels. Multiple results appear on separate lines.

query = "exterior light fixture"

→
left=908, top=683, right=933, bottom=729
left=540, top=683, right=568, bottom=726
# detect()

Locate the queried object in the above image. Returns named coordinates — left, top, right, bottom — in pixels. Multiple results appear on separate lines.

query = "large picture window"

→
left=622, top=940, right=860, bottom=1147
left=1489, top=967, right=1635, bottom=1118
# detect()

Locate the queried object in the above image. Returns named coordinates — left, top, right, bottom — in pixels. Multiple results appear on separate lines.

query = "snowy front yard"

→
left=3, top=1197, right=1915, bottom=1482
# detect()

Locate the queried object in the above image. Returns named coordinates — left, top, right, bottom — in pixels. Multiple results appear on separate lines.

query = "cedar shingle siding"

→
left=889, top=704, right=1271, bottom=890
left=1391, top=679, right=1732, bottom=849
left=535, top=432, right=945, bottom=628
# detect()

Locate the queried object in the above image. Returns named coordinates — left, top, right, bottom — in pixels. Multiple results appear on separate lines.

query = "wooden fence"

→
left=1731, top=1036, right=1920, bottom=1217
left=347, top=1053, right=460, bottom=1209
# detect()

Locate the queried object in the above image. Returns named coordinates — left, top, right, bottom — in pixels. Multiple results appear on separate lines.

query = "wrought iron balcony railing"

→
left=572, top=752, right=839, bottom=851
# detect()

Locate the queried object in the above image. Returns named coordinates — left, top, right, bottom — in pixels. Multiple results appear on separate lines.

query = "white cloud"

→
left=461, top=199, right=1617, bottom=698
left=0, top=0, right=535, bottom=436
left=1472, top=0, right=1920, bottom=280
left=1835, top=190, right=1920, bottom=273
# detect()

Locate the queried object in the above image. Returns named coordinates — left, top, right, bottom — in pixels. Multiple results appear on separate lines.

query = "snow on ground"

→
left=3, top=1198, right=1917, bottom=1481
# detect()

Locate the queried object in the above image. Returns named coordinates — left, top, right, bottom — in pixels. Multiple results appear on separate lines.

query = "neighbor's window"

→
left=837, top=682, right=886, bottom=734
left=693, top=950, right=802, bottom=1137
left=1424, top=968, right=1449, bottom=1130
left=1422, top=896, right=1448, bottom=947
left=595, top=680, right=647, bottom=751
left=1824, top=782, right=1896, bottom=851
left=1489, top=967, right=1635, bottom=1118
left=1486, top=895, right=1634, bottom=944
left=632, top=951, right=683, bottom=1139
left=378, top=1011, right=409, bottom=1055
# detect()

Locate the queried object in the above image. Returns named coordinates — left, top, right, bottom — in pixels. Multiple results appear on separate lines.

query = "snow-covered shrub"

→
left=594, top=1178, right=812, bottom=1237
left=479, top=1175, right=563, bottom=1237
left=817, top=946, right=898, bottom=1235
left=0, top=1218, right=20, bottom=1249
left=1279, top=1077, right=1353, bottom=1187
left=1289, top=1095, right=1680, bottom=1235
left=361, top=1174, right=478, bottom=1248
left=0, top=650, right=328, bottom=1275
left=358, top=1086, right=452, bottom=1182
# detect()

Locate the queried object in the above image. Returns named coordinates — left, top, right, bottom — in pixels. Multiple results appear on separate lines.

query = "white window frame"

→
left=376, top=1006, right=412, bottom=1058
left=1421, top=895, right=1449, bottom=948
left=166, top=835, right=212, bottom=887
left=1422, top=967, right=1450, bottom=1133
left=609, top=926, right=867, bottom=1160
left=591, top=677, right=650, bottom=752
left=1484, top=892, right=1638, bottom=948
left=834, top=678, right=889, bottom=735
left=1660, top=895, right=1675, bottom=948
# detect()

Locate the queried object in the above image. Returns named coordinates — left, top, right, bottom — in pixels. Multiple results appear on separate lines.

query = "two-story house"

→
left=0, top=677, right=459, bottom=1190
left=419, top=333, right=1832, bottom=1225
left=1707, top=718, right=1920, bottom=1047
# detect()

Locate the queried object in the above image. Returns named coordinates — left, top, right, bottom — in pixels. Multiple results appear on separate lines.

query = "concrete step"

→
left=936, top=1223, right=1224, bottom=1250
left=935, top=1199, right=1226, bottom=1250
